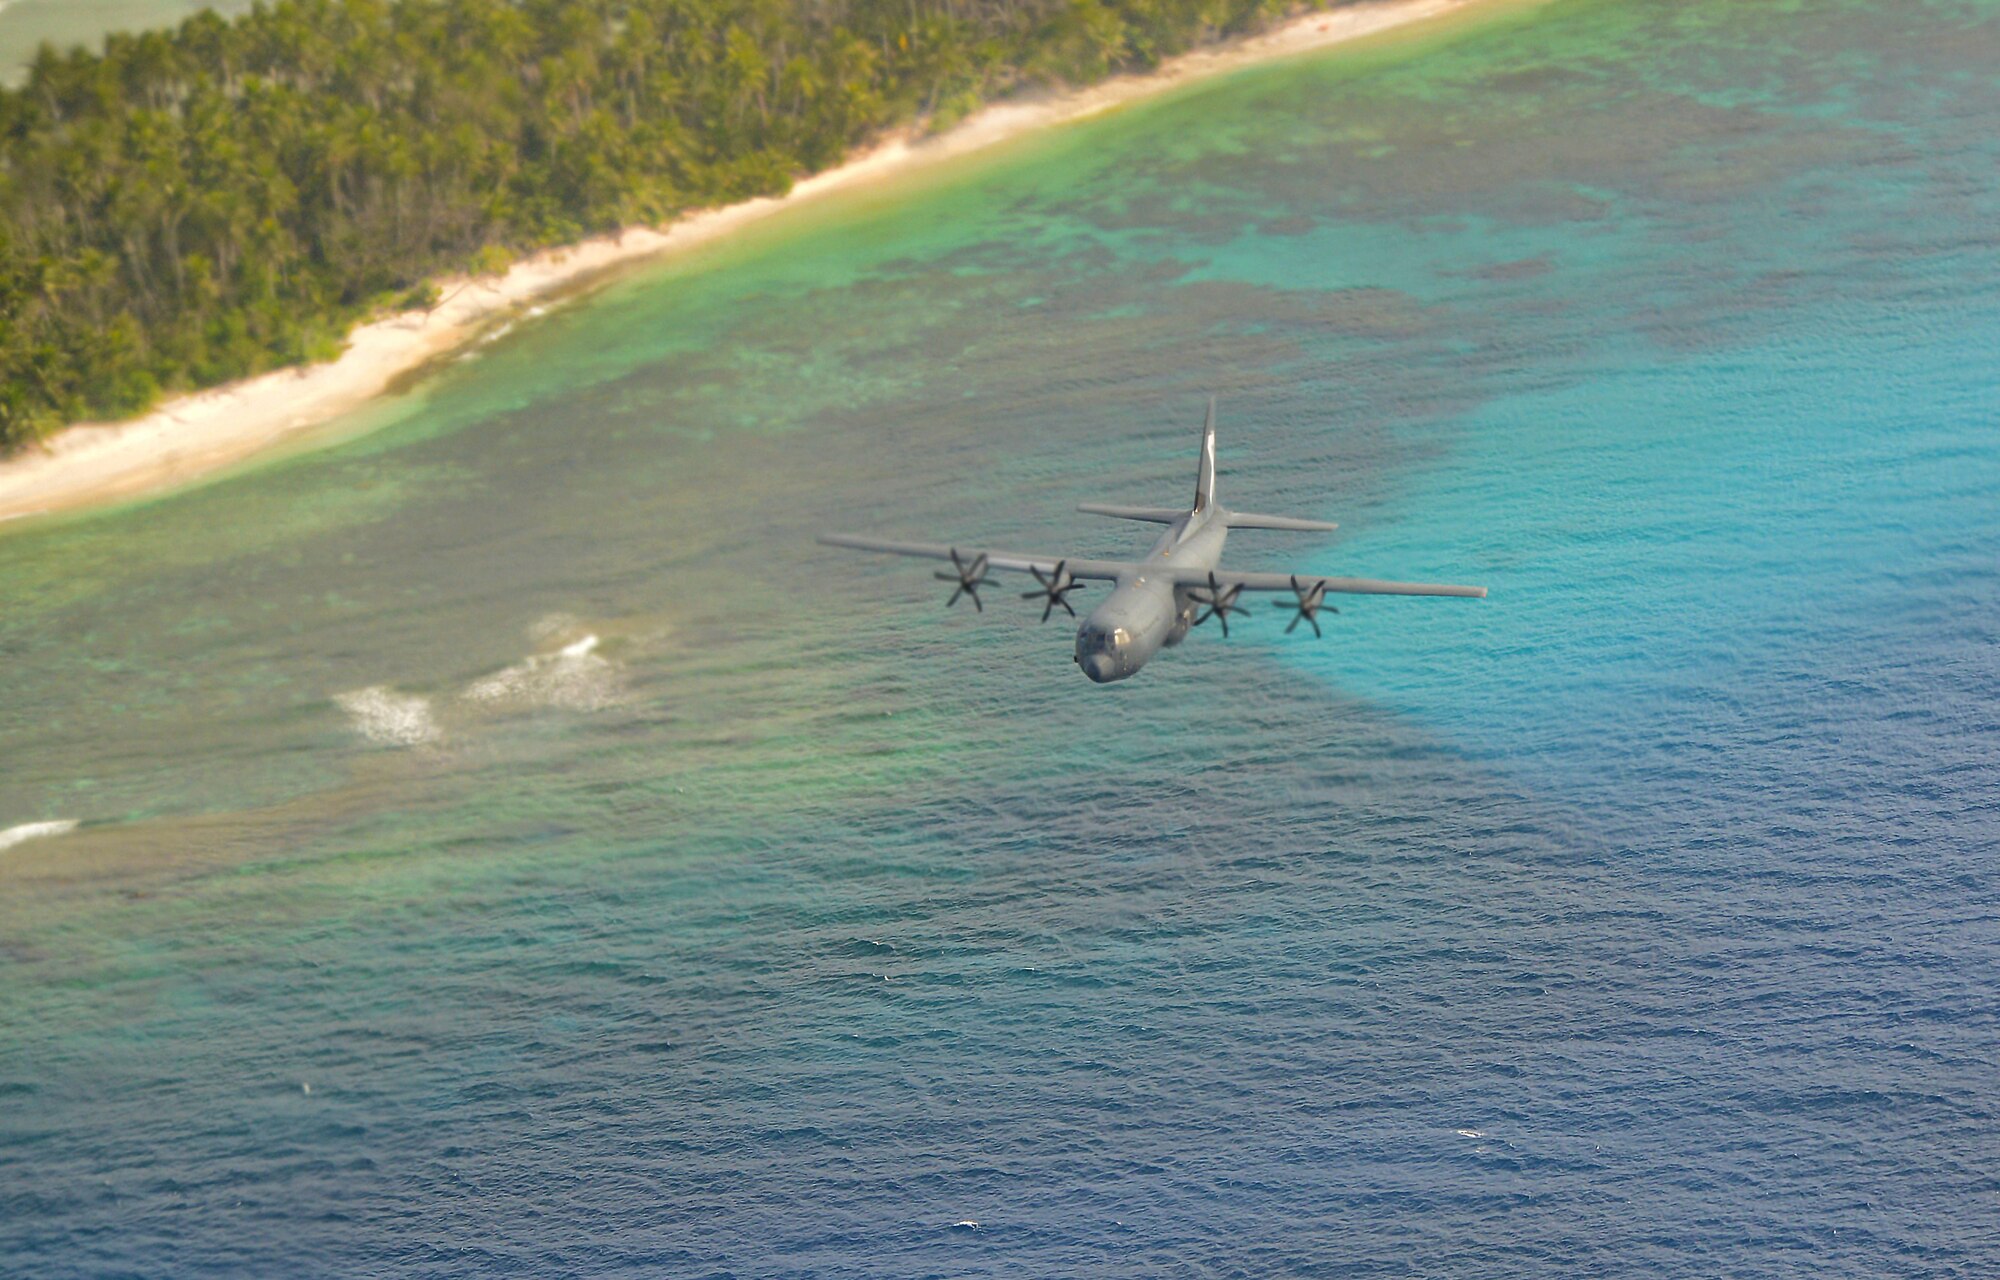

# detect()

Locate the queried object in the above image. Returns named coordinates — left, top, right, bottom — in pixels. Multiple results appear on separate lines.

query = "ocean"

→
left=2, top=0, right=1997, bottom=1273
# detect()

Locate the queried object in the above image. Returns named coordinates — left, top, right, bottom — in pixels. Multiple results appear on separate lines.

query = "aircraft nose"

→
left=1081, top=652, right=1118, bottom=683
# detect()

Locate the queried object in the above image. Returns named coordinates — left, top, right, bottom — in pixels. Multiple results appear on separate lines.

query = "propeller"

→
left=1021, top=560, right=1084, bottom=622
left=1187, top=571, right=1250, bottom=638
left=934, top=548, right=991, bottom=611
left=1276, top=575, right=1338, bottom=637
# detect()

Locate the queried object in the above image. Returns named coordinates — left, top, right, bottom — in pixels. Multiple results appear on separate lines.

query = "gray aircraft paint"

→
left=1075, top=412, right=1231, bottom=682
left=820, top=400, right=1486, bottom=683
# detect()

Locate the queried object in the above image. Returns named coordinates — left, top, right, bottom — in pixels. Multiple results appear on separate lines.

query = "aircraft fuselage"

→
left=1074, top=507, right=1228, bottom=683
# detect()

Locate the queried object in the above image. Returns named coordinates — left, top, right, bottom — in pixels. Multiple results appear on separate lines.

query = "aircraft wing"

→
left=818, top=533, right=1135, bottom=580
left=1180, top=567, right=1487, bottom=599
left=820, top=534, right=1486, bottom=597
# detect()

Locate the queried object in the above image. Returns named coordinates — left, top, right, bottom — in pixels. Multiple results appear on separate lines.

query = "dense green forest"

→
left=0, top=0, right=1319, bottom=449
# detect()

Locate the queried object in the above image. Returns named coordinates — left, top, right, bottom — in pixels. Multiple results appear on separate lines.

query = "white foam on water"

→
left=463, top=633, right=616, bottom=711
left=0, top=819, right=78, bottom=852
left=334, top=686, right=440, bottom=746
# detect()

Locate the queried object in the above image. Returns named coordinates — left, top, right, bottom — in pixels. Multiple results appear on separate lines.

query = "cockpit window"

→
left=1080, top=627, right=1122, bottom=655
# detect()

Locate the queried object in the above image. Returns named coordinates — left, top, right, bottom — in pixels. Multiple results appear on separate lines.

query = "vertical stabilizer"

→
left=1193, top=397, right=1218, bottom=515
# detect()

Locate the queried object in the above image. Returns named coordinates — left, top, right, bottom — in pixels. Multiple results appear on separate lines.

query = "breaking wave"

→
left=0, top=820, right=78, bottom=852
left=463, top=633, right=617, bottom=711
left=334, top=686, right=440, bottom=746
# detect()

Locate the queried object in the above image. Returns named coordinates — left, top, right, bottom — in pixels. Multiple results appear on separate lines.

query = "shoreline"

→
left=0, top=0, right=1500, bottom=527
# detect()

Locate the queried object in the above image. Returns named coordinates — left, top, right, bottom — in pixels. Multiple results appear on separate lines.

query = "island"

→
left=0, top=0, right=1493, bottom=517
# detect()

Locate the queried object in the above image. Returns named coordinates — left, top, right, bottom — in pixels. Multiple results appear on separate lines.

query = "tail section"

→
left=1193, top=396, right=1337, bottom=532
left=1078, top=397, right=1332, bottom=531
left=1193, top=397, right=1218, bottom=515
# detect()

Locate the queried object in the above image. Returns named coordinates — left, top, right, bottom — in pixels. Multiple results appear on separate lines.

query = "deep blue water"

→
left=2, top=0, right=1998, bottom=1274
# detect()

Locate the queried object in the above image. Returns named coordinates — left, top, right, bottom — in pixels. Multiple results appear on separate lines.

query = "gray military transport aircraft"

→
left=820, top=400, right=1487, bottom=683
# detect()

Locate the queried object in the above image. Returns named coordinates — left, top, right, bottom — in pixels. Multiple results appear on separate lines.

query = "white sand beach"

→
left=0, top=0, right=1508, bottom=526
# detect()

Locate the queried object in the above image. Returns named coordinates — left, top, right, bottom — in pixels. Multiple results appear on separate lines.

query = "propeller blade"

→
left=939, top=546, right=992, bottom=610
left=1274, top=575, right=1335, bottom=637
left=1190, top=572, right=1243, bottom=636
left=1020, top=559, right=1080, bottom=623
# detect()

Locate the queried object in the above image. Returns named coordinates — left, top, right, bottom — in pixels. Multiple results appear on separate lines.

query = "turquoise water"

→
left=3, top=1, right=1998, bottom=1273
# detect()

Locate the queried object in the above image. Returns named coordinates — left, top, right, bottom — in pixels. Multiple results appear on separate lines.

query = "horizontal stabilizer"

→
left=1225, top=511, right=1340, bottom=533
left=1077, top=503, right=1183, bottom=524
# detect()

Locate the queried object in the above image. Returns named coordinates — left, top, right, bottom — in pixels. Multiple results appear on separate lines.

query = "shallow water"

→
left=3, top=0, right=1998, bottom=1274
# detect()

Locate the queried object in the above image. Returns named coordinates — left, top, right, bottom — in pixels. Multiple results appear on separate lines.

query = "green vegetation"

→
left=0, top=0, right=1312, bottom=450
